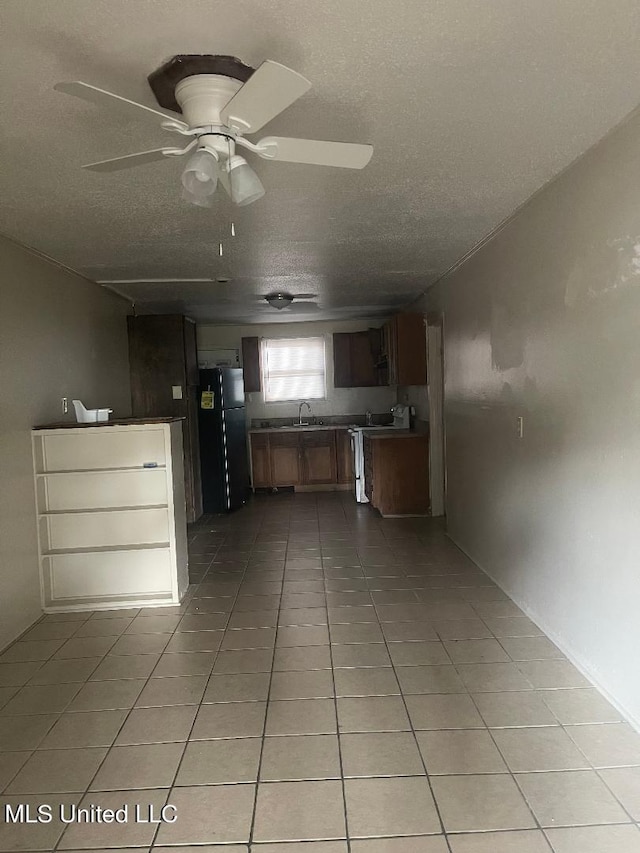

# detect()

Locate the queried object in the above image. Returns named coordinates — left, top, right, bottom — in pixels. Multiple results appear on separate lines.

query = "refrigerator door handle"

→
left=220, top=408, right=231, bottom=510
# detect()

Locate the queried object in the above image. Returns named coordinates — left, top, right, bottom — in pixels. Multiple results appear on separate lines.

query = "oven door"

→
left=349, top=428, right=369, bottom=503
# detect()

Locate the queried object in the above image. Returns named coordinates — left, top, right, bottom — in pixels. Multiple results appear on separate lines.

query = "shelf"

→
left=36, top=465, right=166, bottom=477
left=32, top=420, right=187, bottom=613
left=42, top=542, right=170, bottom=557
left=39, top=504, right=168, bottom=517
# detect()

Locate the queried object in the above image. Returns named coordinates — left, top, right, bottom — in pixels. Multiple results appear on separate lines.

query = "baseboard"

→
left=446, top=532, right=640, bottom=734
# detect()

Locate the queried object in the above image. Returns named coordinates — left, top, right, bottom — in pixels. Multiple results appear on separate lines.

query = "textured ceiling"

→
left=2, top=0, right=640, bottom=323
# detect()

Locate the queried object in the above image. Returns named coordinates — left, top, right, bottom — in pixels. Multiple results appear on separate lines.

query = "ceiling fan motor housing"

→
left=266, top=292, right=295, bottom=309
left=175, top=75, right=243, bottom=130
left=148, top=55, right=255, bottom=113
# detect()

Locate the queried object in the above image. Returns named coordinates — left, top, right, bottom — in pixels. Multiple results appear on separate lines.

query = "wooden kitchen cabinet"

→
left=127, top=314, right=202, bottom=522
left=382, top=313, right=427, bottom=386
left=333, top=331, right=380, bottom=387
left=336, top=428, right=354, bottom=484
left=241, top=336, right=261, bottom=393
left=250, top=433, right=271, bottom=488
left=250, top=429, right=342, bottom=489
left=301, top=430, right=337, bottom=485
left=269, top=432, right=302, bottom=486
left=363, top=432, right=429, bottom=516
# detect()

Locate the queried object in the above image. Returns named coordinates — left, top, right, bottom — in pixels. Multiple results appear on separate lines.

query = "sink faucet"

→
left=298, top=401, right=312, bottom=425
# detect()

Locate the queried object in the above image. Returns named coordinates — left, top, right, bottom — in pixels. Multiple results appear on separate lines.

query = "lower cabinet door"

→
left=336, top=429, right=354, bottom=484
left=250, top=434, right=271, bottom=487
left=302, top=431, right=337, bottom=485
left=270, top=433, right=302, bottom=486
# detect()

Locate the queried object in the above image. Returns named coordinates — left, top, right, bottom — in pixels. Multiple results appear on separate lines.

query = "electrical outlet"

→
left=516, top=416, right=524, bottom=439
left=61, top=397, right=68, bottom=415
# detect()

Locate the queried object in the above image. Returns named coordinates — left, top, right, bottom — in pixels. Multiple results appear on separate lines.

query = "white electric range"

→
left=348, top=404, right=411, bottom=503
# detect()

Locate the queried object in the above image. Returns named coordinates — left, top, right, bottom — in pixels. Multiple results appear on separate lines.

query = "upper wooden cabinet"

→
left=334, top=331, right=381, bottom=388
left=383, top=313, right=427, bottom=386
left=127, top=315, right=203, bottom=522
left=333, top=316, right=426, bottom=388
left=241, top=336, right=261, bottom=393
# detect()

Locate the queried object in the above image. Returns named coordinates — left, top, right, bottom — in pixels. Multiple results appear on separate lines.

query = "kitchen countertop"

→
left=249, top=424, right=354, bottom=434
left=363, top=425, right=429, bottom=440
left=33, top=417, right=185, bottom=430
left=249, top=423, right=428, bottom=439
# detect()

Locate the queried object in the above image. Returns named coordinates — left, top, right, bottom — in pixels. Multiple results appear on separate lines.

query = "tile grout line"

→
left=47, top=531, right=216, bottom=849
left=50, top=574, right=205, bottom=850
left=2, top=500, right=640, bottom=847
left=246, top=511, right=290, bottom=850
left=372, top=592, right=454, bottom=852
left=326, top=496, right=353, bottom=853
left=147, top=533, right=237, bottom=849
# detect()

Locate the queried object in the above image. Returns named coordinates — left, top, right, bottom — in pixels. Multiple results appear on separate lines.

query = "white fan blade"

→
left=256, top=136, right=373, bottom=169
left=284, top=302, right=320, bottom=313
left=82, top=148, right=177, bottom=172
left=55, top=81, right=188, bottom=128
left=220, top=61, right=311, bottom=133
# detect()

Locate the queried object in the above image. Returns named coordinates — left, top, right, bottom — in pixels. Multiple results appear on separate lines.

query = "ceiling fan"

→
left=261, top=291, right=318, bottom=311
left=55, top=54, right=373, bottom=207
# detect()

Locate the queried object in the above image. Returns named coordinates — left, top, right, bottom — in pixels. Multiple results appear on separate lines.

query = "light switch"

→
left=172, top=385, right=183, bottom=400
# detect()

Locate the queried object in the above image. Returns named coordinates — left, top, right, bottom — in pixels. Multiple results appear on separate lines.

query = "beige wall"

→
left=410, top=107, right=640, bottom=726
left=197, top=319, right=397, bottom=421
left=0, top=237, right=131, bottom=650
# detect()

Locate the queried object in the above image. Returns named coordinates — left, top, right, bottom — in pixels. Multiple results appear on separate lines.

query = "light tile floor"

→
left=1, top=492, right=640, bottom=852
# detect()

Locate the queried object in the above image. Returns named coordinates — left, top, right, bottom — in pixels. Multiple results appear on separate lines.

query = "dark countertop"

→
left=363, top=425, right=430, bottom=441
left=33, top=417, right=185, bottom=430
left=249, top=424, right=353, bottom=434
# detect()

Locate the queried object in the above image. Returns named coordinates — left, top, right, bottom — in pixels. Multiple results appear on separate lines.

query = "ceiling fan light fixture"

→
left=181, top=186, right=214, bottom=207
left=226, top=155, right=265, bottom=206
left=265, top=291, right=294, bottom=310
left=181, top=148, right=219, bottom=200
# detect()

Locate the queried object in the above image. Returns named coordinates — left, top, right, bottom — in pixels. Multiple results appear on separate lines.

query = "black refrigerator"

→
left=198, top=368, right=250, bottom=513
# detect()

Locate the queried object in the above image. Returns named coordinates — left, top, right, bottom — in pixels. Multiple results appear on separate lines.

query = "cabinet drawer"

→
left=269, top=432, right=300, bottom=447
left=300, top=430, right=334, bottom=446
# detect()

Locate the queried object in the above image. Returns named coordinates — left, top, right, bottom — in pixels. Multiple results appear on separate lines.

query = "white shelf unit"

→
left=32, top=421, right=188, bottom=612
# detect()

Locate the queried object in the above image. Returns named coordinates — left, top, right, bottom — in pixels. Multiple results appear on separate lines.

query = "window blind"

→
left=261, top=337, right=326, bottom=402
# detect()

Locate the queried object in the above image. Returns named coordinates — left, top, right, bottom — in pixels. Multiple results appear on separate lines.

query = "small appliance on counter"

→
left=72, top=399, right=113, bottom=423
left=198, top=368, right=250, bottom=513
left=348, top=403, right=412, bottom=503
left=389, top=403, right=411, bottom=429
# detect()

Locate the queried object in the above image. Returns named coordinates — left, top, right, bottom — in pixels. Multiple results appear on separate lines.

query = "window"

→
left=261, top=337, right=326, bottom=402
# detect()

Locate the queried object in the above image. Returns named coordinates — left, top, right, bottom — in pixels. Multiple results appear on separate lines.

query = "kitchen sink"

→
left=267, top=423, right=330, bottom=431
